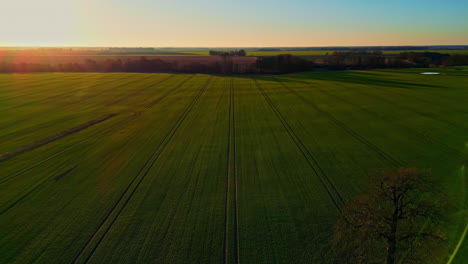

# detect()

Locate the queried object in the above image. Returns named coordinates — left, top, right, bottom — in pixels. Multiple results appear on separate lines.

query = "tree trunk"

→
left=387, top=218, right=398, bottom=264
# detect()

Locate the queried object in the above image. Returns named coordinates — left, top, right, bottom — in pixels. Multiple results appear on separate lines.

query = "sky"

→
left=1, top=0, right=467, bottom=47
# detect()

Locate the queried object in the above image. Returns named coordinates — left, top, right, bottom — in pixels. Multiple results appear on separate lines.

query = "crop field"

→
left=0, top=68, right=467, bottom=263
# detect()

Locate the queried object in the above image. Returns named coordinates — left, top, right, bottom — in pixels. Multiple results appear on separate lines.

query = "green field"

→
left=0, top=68, right=467, bottom=263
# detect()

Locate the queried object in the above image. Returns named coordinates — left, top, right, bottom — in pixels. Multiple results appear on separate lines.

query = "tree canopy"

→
left=333, top=168, right=448, bottom=264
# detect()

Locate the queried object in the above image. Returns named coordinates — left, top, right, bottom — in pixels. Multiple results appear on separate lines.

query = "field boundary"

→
left=71, top=77, right=212, bottom=264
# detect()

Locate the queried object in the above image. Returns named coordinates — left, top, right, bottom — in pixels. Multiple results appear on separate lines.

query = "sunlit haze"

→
left=1, top=0, right=467, bottom=47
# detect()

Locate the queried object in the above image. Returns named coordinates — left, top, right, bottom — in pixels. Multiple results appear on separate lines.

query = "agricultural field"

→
left=0, top=68, right=467, bottom=263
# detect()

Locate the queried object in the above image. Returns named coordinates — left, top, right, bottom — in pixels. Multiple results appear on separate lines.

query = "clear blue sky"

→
left=1, top=0, right=467, bottom=47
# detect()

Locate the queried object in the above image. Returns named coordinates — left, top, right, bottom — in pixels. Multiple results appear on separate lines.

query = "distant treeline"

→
left=257, top=46, right=468, bottom=51
left=321, top=51, right=468, bottom=69
left=209, top=50, right=246, bottom=56
left=0, top=55, right=312, bottom=74
left=0, top=52, right=467, bottom=74
left=0, top=57, right=256, bottom=74
left=256, top=54, right=314, bottom=73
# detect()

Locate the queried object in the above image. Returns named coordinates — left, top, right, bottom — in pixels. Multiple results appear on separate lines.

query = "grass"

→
left=0, top=67, right=467, bottom=263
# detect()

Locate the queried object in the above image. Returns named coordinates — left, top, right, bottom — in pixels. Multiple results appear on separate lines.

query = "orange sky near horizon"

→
left=1, top=0, right=467, bottom=47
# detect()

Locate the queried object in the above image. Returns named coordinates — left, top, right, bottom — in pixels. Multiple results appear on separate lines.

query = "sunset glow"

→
left=1, top=0, right=467, bottom=47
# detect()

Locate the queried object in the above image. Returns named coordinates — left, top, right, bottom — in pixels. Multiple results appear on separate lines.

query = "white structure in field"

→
left=420, top=72, right=441, bottom=75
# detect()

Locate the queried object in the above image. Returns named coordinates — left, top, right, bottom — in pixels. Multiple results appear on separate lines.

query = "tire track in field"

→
left=224, top=78, right=240, bottom=264
left=0, top=75, right=59, bottom=87
left=354, top=75, right=468, bottom=114
left=1, top=74, right=173, bottom=145
left=0, top=75, right=107, bottom=104
left=0, top=114, right=117, bottom=163
left=72, top=77, right=212, bottom=264
left=0, top=74, right=139, bottom=139
left=105, top=74, right=178, bottom=107
left=0, top=116, right=74, bottom=145
left=272, top=78, right=404, bottom=168
left=0, top=76, right=63, bottom=94
left=271, top=79, right=468, bottom=211
left=333, top=81, right=468, bottom=131
left=0, top=79, right=197, bottom=213
left=142, top=75, right=196, bottom=109
left=0, top=113, right=138, bottom=185
left=313, top=83, right=465, bottom=156
left=253, top=78, right=344, bottom=211
left=0, top=75, right=91, bottom=102
left=1, top=75, right=126, bottom=113
left=1, top=75, right=197, bottom=185
left=60, top=73, right=144, bottom=107
left=0, top=164, right=81, bottom=215
left=0, top=113, right=145, bottom=213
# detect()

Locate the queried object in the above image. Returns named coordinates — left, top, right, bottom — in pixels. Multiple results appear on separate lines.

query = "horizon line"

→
left=2, top=44, right=468, bottom=49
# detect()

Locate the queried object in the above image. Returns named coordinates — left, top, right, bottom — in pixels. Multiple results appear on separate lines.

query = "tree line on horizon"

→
left=209, top=49, right=247, bottom=57
left=0, top=52, right=467, bottom=74
left=323, top=51, right=468, bottom=69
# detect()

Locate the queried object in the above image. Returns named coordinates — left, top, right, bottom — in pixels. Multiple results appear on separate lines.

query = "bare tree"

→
left=333, top=168, right=448, bottom=264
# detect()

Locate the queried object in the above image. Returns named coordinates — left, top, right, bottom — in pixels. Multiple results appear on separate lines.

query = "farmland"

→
left=0, top=68, right=467, bottom=263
